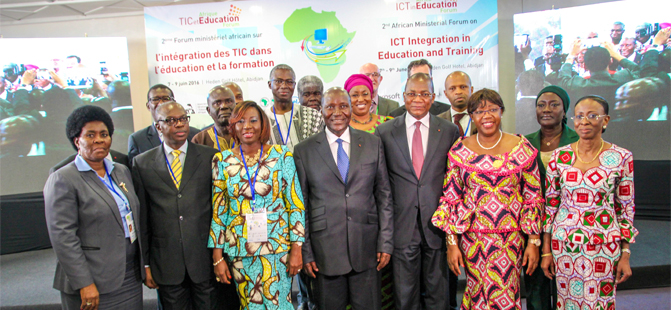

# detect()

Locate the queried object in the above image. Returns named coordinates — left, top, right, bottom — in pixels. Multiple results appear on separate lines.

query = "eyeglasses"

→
left=149, top=96, right=174, bottom=104
left=157, top=116, right=190, bottom=126
left=472, top=107, right=501, bottom=117
left=404, top=92, right=433, bottom=99
left=271, top=79, right=296, bottom=86
left=611, top=29, right=624, bottom=32
left=364, top=72, right=381, bottom=78
left=571, top=114, right=607, bottom=121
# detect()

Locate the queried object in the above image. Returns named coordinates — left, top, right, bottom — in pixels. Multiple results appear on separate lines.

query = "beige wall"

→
left=1, top=0, right=618, bottom=133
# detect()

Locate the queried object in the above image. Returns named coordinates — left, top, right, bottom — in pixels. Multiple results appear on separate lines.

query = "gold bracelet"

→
left=213, top=257, right=225, bottom=266
left=447, top=234, right=458, bottom=246
left=541, top=253, right=553, bottom=257
left=621, top=248, right=631, bottom=256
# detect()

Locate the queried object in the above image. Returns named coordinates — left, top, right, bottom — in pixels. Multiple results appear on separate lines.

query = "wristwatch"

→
left=529, top=238, right=541, bottom=247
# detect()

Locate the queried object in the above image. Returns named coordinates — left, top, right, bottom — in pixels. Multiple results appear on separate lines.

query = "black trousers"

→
left=157, top=271, right=216, bottom=310
left=313, top=267, right=381, bottom=310
left=392, top=215, right=449, bottom=310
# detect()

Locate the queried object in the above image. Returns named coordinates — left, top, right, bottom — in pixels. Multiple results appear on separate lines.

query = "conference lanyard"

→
left=273, top=105, right=294, bottom=145
left=240, top=144, right=263, bottom=212
left=163, top=149, right=180, bottom=187
left=213, top=126, right=234, bottom=152
left=463, top=118, right=471, bottom=138
left=99, top=165, right=130, bottom=212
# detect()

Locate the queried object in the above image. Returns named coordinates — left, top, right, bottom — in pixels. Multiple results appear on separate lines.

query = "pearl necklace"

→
left=477, top=130, right=503, bottom=150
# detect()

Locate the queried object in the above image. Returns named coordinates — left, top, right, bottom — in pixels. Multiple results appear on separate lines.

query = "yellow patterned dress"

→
left=431, top=136, right=543, bottom=310
left=209, top=145, right=305, bottom=310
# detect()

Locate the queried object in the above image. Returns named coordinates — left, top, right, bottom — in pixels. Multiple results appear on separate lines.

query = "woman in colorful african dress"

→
left=345, top=74, right=393, bottom=134
left=209, top=101, right=306, bottom=310
left=431, top=89, right=543, bottom=310
left=541, top=95, right=637, bottom=310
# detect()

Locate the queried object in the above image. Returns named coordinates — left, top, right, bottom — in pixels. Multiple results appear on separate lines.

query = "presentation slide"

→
left=513, top=0, right=670, bottom=160
left=0, top=37, right=134, bottom=195
left=145, top=0, right=499, bottom=127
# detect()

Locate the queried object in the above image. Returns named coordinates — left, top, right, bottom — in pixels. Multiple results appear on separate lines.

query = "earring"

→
left=603, top=126, right=607, bottom=129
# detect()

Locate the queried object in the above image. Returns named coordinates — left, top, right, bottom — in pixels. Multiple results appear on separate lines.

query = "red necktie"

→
left=412, top=121, right=424, bottom=179
left=453, top=113, right=465, bottom=137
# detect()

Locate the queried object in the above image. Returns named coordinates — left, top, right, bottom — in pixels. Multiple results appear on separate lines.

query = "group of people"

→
left=44, top=58, right=638, bottom=310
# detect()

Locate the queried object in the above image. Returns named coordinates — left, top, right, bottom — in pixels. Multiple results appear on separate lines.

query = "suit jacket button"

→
left=345, top=194, right=350, bottom=198
left=179, top=216, right=184, bottom=221
left=178, top=194, right=182, bottom=198
left=347, top=216, right=352, bottom=221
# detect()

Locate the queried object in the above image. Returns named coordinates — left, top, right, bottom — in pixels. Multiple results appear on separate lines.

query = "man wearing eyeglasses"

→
left=128, top=84, right=200, bottom=165
left=132, top=101, right=220, bottom=310
left=359, top=63, right=400, bottom=116
left=375, top=73, right=460, bottom=310
left=388, top=59, right=451, bottom=118
left=264, top=64, right=324, bottom=151
left=611, top=22, right=625, bottom=46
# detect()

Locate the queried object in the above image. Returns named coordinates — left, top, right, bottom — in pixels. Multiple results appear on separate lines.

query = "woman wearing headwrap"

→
left=344, top=74, right=393, bottom=133
left=524, top=85, right=579, bottom=310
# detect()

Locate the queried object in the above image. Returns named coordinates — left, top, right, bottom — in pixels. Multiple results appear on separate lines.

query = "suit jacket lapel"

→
left=294, top=105, right=304, bottom=142
left=179, top=142, right=201, bottom=191
left=153, top=146, right=179, bottom=192
left=147, top=125, right=161, bottom=148
left=110, top=167, right=137, bottom=216
left=346, top=129, right=364, bottom=186
left=316, top=131, right=345, bottom=184
left=391, top=116, right=415, bottom=179
left=81, top=171, right=124, bottom=229
left=421, top=115, right=443, bottom=179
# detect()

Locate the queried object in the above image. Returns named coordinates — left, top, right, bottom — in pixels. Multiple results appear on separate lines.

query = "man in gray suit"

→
left=375, top=73, right=460, bottom=310
left=438, top=71, right=476, bottom=139
left=295, top=87, right=394, bottom=310
left=359, top=63, right=400, bottom=116
left=132, top=102, right=219, bottom=310
left=127, top=84, right=199, bottom=165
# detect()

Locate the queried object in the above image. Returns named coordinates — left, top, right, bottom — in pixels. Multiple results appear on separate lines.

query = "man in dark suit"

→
left=128, top=84, right=199, bottom=165
left=375, top=73, right=460, bottom=310
left=294, top=87, right=393, bottom=310
left=388, top=59, right=451, bottom=118
left=49, top=150, right=129, bottom=174
left=132, top=102, right=219, bottom=310
left=438, top=71, right=477, bottom=139
left=359, top=63, right=400, bottom=116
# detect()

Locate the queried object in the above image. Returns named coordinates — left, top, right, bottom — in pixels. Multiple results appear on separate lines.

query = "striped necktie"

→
left=171, top=150, right=182, bottom=188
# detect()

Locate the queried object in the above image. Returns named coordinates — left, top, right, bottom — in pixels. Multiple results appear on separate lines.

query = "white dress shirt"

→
left=325, top=127, right=351, bottom=164
left=450, top=107, right=472, bottom=137
left=405, top=113, right=429, bottom=160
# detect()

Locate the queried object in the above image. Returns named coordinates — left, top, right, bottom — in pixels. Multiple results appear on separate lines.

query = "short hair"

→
left=405, top=72, right=434, bottom=93
left=613, top=21, right=625, bottom=28
left=228, top=101, right=271, bottom=145
left=66, top=55, right=81, bottom=63
left=208, top=85, right=233, bottom=101
left=467, top=88, right=505, bottom=114
left=297, top=75, right=324, bottom=95
left=147, top=84, right=174, bottom=101
left=155, top=100, right=186, bottom=118
left=107, top=80, right=131, bottom=103
left=322, top=87, right=350, bottom=106
left=584, top=46, right=610, bottom=72
left=269, top=64, right=295, bottom=80
left=407, top=59, right=433, bottom=78
left=575, top=95, right=609, bottom=132
left=66, top=105, right=115, bottom=151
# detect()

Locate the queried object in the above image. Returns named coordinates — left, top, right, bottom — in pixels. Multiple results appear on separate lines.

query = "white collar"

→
left=450, top=107, right=468, bottom=118
left=163, top=141, right=188, bottom=155
left=405, top=112, right=430, bottom=129
left=325, top=126, right=351, bottom=145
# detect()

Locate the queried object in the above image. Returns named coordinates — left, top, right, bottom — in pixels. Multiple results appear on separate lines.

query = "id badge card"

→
left=124, top=210, right=137, bottom=243
left=246, top=209, right=268, bottom=243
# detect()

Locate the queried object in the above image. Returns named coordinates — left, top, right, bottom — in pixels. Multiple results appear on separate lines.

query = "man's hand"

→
left=144, top=267, right=159, bottom=289
left=376, top=252, right=391, bottom=271
left=49, top=70, right=66, bottom=88
left=603, top=41, right=625, bottom=62
left=303, top=261, right=319, bottom=278
left=79, top=283, right=99, bottom=310
left=447, top=244, right=465, bottom=276
left=21, top=69, right=36, bottom=86
left=653, top=27, right=671, bottom=46
left=570, top=39, right=583, bottom=57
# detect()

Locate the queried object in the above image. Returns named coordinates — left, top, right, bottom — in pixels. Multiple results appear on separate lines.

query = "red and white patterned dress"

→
left=543, top=143, right=638, bottom=310
left=432, top=136, right=543, bottom=310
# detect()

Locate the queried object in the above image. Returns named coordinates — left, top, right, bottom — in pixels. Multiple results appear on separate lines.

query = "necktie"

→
left=453, top=113, right=466, bottom=137
left=171, top=150, right=182, bottom=188
left=336, top=138, right=349, bottom=184
left=412, top=121, right=424, bottom=179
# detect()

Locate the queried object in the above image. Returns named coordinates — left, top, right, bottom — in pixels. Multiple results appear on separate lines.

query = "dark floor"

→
left=2, top=220, right=669, bottom=309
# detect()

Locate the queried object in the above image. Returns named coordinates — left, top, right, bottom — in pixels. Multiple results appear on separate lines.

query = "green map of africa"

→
left=283, top=8, right=356, bottom=83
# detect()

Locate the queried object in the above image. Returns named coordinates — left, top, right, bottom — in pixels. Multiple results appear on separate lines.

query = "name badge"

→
left=125, top=210, right=137, bottom=243
left=245, top=209, right=267, bottom=243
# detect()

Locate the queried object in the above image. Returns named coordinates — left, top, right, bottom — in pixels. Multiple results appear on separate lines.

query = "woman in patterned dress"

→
left=209, top=101, right=306, bottom=310
left=541, top=95, right=637, bottom=310
left=344, top=74, right=393, bottom=133
left=431, top=89, right=543, bottom=309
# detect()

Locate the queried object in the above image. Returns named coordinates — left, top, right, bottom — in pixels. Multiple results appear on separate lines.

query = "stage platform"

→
left=1, top=220, right=669, bottom=309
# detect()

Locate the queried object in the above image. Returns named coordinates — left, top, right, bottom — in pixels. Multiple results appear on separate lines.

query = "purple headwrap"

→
left=344, top=74, right=374, bottom=94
